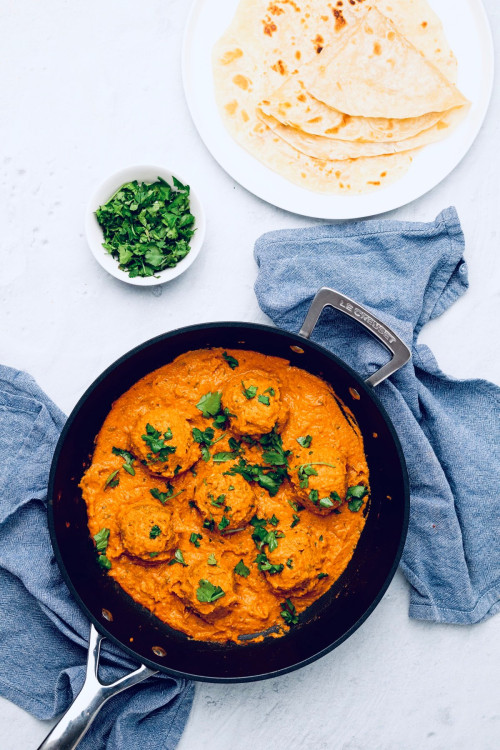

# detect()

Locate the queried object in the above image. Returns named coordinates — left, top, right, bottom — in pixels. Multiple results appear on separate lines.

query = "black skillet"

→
left=39, top=288, right=411, bottom=749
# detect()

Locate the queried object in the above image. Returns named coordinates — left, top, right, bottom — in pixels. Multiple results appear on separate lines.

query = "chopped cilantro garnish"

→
left=297, top=435, right=312, bottom=448
left=141, top=423, right=177, bottom=463
left=168, top=548, right=188, bottom=567
left=222, top=352, right=239, bottom=369
left=196, top=391, right=222, bottom=418
left=112, top=447, right=135, bottom=476
left=94, top=528, right=110, bottom=554
left=207, top=553, right=217, bottom=566
left=280, top=598, right=298, bottom=626
left=297, top=462, right=336, bottom=489
left=95, top=176, right=194, bottom=279
left=149, top=524, right=161, bottom=539
left=319, top=497, right=334, bottom=509
left=264, top=387, right=275, bottom=396
left=318, top=572, right=328, bottom=580
left=189, top=532, right=202, bottom=548
left=234, top=559, right=250, bottom=578
left=241, top=381, right=258, bottom=399
left=255, top=553, right=284, bottom=575
left=291, top=513, right=300, bottom=528
left=286, top=558, right=293, bottom=569
left=203, top=518, right=215, bottom=531
left=218, top=516, right=230, bottom=532
left=347, top=484, right=368, bottom=512
left=98, top=555, right=112, bottom=570
left=196, top=579, right=225, bottom=603
left=150, top=484, right=184, bottom=504
left=258, top=394, right=270, bottom=406
left=269, top=514, right=279, bottom=527
left=104, top=470, right=119, bottom=489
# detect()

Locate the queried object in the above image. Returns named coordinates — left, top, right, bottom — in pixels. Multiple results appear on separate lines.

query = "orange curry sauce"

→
left=80, top=348, right=369, bottom=643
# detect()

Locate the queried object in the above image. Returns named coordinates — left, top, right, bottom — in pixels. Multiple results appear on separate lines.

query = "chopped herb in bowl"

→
left=86, top=166, right=205, bottom=286
left=96, top=176, right=194, bottom=278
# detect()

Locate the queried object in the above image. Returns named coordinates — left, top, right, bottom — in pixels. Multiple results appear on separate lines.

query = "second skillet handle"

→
left=37, top=624, right=157, bottom=750
left=299, top=287, right=411, bottom=387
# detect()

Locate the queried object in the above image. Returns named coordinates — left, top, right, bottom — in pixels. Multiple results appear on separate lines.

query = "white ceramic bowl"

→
left=85, top=165, right=206, bottom=286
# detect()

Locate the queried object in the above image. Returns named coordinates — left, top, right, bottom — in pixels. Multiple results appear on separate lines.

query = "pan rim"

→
left=47, top=320, right=410, bottom=683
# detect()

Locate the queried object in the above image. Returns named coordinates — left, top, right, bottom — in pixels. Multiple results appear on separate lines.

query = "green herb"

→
left=98, top=555, right=112, bottom=570
left=241, top=381, right=258, bottom=400
left=207, top=553, right=217, bottom=566
left=318, top=572, right=328, bottom=579
left=250, top=516, right=284, bottom=553
left=319, top=535, right=323, bottom=541
left=297, top=435, right=312, bottom=448
left=218, top=515, right=230, bottom=532
left=269, top=514, right=279, bottom=527
left=297, top=462, right=336, bottom=489
left=112, top=447, right=135, bottom=476
left=222, top=352, right=239, bottom=369
left=291, top=513, right=300, bottom=528
left=203, top=518, right=215, bottom=531
left=280, top=598, right=299, bottom=626
left=208, top=494, right=223, bottom=508
left=255, top=553, right=284, bottom=575
left=149, top=552, right=159, bottom=558
left=95, top=176, right=194, bottom=279
left=346, top=484, right=368, bottom=512
left=286, top=558, right=294, bottom=569
left=226, top=458, right=287, bottom=497
left=150, top=484, right=184, bottom=504
left=189, top=532, right=202, bottom=548
left=234, top=559, right=250, bottom=578
left=264, top=387, right=275, bottom=397
left=104, top=470, right=120, bottom=489
left=330, top=491, right=342, bottom=505
left=174, top=464, right=181, bottom=475
left=94, top=528, right=110, bottom=554
left=168, top=548, right=188, bottom=567
left=196, top=391, right=222, bottom=418
left=196, top=579, right=226, bottom=603
left=212, top=407, right=234, bottom=430
left=321, top=497, right=335, bottom=509
left=259, top=430, right=291, bottom=468
left=309, top=489, right=319, bottom=504
left=149, top=524, right=161, bottom=539
left=258, top=394, right=270, bottom=406
left=141, top=423, right=177, bottom=463
left=94, top=528, right=111, bottom=571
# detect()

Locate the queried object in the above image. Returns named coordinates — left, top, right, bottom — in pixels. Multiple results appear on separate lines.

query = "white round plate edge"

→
left=182, top=0, right=494, bottom=220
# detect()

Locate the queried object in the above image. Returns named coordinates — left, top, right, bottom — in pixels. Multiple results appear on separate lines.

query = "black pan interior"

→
left=48, top=323, right=409, bottom=682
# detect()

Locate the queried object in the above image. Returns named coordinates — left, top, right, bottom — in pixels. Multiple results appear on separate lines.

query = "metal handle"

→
left=37, top=624, right=157, bottom=750
left=299, top=287, right=411, bottom=387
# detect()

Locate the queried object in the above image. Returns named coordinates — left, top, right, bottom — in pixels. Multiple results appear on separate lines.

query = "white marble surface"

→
left=1, top=1, right=499, bottom=748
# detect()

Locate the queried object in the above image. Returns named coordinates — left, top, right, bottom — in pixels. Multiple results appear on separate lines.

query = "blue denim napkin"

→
left=255, top=207, right=500, bottom=625
left=0, top=366, right=193, bottom=749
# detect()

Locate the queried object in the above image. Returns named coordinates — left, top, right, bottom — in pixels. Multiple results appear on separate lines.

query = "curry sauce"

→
left=80, top=348, right=369, bottom=643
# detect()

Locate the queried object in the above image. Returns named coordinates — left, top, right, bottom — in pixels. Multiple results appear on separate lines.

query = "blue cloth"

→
left=0, top=367, right=193, bottom=749
left=255, top=207, right=500, bottom=625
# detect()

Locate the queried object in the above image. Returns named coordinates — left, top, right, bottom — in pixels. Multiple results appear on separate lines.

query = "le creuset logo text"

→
left=338, top=299, right=397, bottom=345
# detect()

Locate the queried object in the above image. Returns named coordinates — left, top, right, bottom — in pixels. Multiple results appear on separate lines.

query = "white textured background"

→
left=0, top=1, right=499, bottom=748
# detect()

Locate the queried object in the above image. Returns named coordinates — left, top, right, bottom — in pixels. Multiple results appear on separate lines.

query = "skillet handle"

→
left=37, top=624, right=157, bottom=750
left=299, top=287, right=411, bottom=388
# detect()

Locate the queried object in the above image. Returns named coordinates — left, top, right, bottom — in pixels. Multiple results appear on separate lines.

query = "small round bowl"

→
left=85, top=165, right=206, bottom=286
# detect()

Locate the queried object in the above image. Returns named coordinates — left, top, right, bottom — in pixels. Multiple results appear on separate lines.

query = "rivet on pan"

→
left=152, top=646, right=166, bottom=657
left=101, top=608, right=113, bottom=622
left=349, top=387, right=361, bottom=401
left=290, top=345, right=304, bottom=354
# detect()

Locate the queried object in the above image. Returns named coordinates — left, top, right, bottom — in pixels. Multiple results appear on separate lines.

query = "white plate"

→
left=85, top=165, right=206, bottom=286
left=182, top=0, right=494, bottom=219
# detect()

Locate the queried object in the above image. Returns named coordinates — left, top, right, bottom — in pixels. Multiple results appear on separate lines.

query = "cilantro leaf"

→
left=150, top=484, right=184, bottom=503
left=104, top=470, right=119, bottom=489
left=189, top=532, right=202, bottom=547
left=98, top=555, right=112, bottom=570
left=207, top=553, right=217, bottom=566
left=291, top=513, right=300, bottom=528
left=168, top=548, right=188, bottom=567
left=196, top=579, right=225, bottom=603
left=297, top=435, right=312, bottom=448
left=280, top=598, right=298, bottom=626
left=196, top=392, right=222, bottom=418
left=234, top=559, right=250, bottom=577
left=94, top=528, right=110, bottom=554
left=222, top=351, right=239, bottom=369
left=149, top=524, right=161, bottom=539
left=258, top=394, right=270, bottom=406
left=347, top=485, right=368, bottom=512
left=112, top=446, right=135, bottom=476
left=241, top=381, right=258, bottom=399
